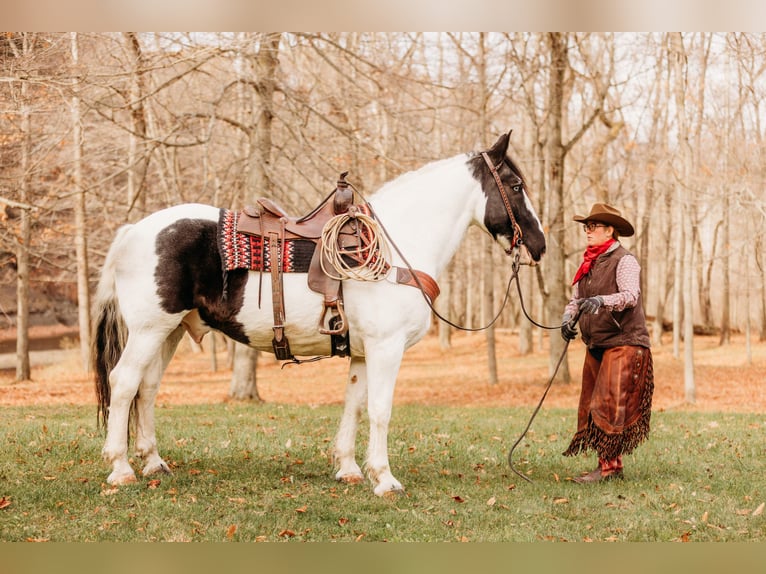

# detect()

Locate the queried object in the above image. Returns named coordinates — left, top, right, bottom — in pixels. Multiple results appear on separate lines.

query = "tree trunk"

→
left=71, top=32, right=91, bottom=372
left=124, top=32, right=149, bottom=218
left=483, top=235, right=498, bottom=384
left=229, top=33, right=282, bottom=401
left=229, top=342, right=262, bottom=401
left=669, top=32, right=695, bottom=403
left=477, top=33, right=498, bottom=385
left=16, top=84, right=31, bottom=382
left=544, top=32, right=571, bottom=383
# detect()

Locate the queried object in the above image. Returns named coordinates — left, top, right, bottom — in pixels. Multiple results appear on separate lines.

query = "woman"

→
left=560, top=203, right=654, bottom=483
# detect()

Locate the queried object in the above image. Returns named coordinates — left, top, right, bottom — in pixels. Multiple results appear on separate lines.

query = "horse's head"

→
left=470, top=131, right=546, bottom=263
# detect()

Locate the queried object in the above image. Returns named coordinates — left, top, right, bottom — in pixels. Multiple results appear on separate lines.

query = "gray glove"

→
left=578, top=296, right=604, bottom=314
left=560, top=313, right=578, bottom=341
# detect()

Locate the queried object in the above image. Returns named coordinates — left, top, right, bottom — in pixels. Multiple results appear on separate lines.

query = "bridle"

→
left=481, top=151, right=524, bottom=254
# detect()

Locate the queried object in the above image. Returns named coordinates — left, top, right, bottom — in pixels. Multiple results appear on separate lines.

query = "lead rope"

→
left=507, top=308, right=582, bottom=483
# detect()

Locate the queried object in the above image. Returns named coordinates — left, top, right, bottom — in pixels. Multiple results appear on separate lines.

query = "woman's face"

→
left=583, top=222, right=614, bottom=247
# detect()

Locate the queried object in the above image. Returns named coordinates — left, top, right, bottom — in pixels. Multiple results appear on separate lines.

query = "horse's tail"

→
left=92, top=224, right=132, bottom=428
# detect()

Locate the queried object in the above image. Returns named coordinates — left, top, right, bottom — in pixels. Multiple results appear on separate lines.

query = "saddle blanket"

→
left=217, top=209, right=316, bottom=273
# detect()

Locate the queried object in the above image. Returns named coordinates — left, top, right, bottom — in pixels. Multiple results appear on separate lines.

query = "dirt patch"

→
left=1, top=329, right=764, bottom=414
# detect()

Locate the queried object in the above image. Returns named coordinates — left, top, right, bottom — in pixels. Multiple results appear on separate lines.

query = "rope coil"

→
left=320, top=212, right=391, bottom=282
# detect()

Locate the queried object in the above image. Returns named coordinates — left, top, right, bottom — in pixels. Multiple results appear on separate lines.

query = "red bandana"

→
left=572, top=239, right=615, bottom=285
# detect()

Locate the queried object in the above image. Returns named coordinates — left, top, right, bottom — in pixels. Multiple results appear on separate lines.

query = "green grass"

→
left=0, top=403, right=764, bottom=542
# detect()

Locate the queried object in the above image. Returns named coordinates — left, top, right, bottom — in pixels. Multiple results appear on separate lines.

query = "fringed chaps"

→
left=564, top=345, right=654, bottom=461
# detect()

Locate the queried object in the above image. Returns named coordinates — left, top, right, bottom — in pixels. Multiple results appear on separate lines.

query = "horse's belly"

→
left=235, top=273, right=333, bottom=356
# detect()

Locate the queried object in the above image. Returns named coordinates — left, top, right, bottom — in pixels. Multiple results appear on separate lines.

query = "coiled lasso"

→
left=320, top=212, right=391, bottom=281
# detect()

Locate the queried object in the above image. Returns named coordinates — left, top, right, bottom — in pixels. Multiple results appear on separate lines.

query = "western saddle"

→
left=235, top=173, right=439, bottom=362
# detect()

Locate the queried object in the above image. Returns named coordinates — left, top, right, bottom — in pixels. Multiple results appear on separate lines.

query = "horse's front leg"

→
left=364, top=342, right=405, bottom=496
left=334, top=357, right=368, bottom=484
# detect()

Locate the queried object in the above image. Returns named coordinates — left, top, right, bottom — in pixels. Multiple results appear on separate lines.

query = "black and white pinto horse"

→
left=93, top=132, right=546, bottom=496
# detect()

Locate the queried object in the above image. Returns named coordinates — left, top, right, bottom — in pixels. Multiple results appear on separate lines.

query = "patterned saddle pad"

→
left=217, top=209, right=316, bottom=273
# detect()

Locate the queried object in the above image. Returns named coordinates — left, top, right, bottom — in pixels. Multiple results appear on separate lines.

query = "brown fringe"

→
left=563, top=352, right=654, bottom=459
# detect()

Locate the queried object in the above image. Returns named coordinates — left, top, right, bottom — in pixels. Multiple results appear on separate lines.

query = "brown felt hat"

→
left=573, top=203, right=634, bottom=237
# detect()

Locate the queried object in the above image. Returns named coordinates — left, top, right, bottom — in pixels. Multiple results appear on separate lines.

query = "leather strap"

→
left=269, top=227, right=293, bottom=360
left=481, top=151, right=522, bottom=249
left=395, top=267, right=440, bottom=304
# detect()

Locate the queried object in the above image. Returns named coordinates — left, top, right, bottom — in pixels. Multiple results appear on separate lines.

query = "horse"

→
left=92, top=131, right=546, bottom=496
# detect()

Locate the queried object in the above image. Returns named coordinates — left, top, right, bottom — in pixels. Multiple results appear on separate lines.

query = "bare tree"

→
left=70, top=32, right=91, bottom=371
left=229, top=33, right=281, bottom=401
left=15, top=71, right=32, bottom=381
left=668, top=32, right=695, bottom=403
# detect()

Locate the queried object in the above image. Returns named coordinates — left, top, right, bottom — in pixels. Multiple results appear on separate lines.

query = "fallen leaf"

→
left=147, top=479, right=161, bottom=489
left=701, top=511, right=709, bottom=523
left=553, top=497, right=569, bottom=505
left=680, top=531, right=692, bottom=542
left=338, top=517, right=349, bottom=526
left=226, top=524, right=237, bottom=539
left=0, top=497, right=11, bottom=510
left=486, top=496, right=496, bottom=506
left=752, top=503, right=765, bottom=517
left=452, top=495, right=465, bottom=503
left=278, top=529, right=295, bottom=538
left=228, top=497, right=246, bottom=504
left=355, top=533, right=366, bottom=542
left=295, top=505, right=308, bottom=513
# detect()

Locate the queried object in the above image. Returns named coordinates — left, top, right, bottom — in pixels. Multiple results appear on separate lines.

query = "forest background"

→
left=2, top=32, right=766, bottom=401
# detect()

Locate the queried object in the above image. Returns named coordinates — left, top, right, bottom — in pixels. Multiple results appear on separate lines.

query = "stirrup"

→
left=318, top=301, right=348, bottom=336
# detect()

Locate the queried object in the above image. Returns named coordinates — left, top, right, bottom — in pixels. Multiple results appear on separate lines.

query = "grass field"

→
left=1, top=401, right=763, bottom=542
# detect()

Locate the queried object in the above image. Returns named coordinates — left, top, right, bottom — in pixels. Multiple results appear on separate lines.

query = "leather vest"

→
left=578, top=245, right=650, bottom=349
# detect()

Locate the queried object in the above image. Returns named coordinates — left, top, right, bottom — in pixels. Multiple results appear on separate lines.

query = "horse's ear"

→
left=486, top=131, right=511, bottom=163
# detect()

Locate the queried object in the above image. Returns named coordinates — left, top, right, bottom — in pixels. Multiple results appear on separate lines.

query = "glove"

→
left=561, top=314, right=578, bottom=341
left=578, top=296, right=604, bottom=315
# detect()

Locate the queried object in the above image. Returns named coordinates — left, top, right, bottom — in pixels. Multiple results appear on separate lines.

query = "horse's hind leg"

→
left=102, top=329, right=171, bottom=485
left=334, top=357, right=367, bottom=485
left=135, top=325, right=185, bottom=478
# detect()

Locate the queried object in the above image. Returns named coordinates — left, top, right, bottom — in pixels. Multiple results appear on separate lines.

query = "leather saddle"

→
left=235, top=172, right=440, bottom=363
left=236, top=173, right=355, bottom=361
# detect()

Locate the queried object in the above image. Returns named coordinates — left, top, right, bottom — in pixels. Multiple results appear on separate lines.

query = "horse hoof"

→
left=380, top=487, right=406, bottom=500
left=337, top=473, right=365, bottom=485
left=107, top=472, right=138, bottom=486
left=142, top=461, right=172, bottom=477
left=374, top=482, right=405, bottom=497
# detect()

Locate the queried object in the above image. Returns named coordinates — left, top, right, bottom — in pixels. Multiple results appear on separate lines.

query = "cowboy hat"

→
left=573, top=203, right=634, bottom=237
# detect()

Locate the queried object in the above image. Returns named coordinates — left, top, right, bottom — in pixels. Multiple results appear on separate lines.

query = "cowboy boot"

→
left=573, top=457, right=624, bottom=483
